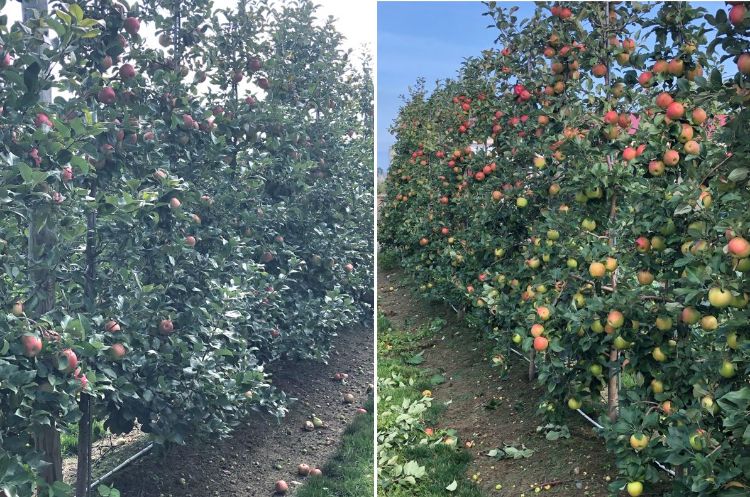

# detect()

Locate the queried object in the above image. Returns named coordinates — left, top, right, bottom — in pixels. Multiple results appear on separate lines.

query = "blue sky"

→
left=377, top=1, right=517, bottom=172
left=377, top=1, right=725, bottom=172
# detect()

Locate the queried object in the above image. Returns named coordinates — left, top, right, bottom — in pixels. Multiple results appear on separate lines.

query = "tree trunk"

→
left=76, top=180, right=98, bottom=497
left=528, top=350, right=536, bottom=381
left=75, top=395, right=92, bottom=497
left=22, top=0, right=62, bottom=489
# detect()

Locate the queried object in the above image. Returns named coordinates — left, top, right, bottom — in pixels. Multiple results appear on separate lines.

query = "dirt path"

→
left=110, top=324, right=374, bottom=497
left=378, top=266, right=615, bottom=497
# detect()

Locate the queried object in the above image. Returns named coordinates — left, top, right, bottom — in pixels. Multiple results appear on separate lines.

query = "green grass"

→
left=61, top=419, right=107, bottom=456
left=377, top=314, right=485, bottom=497
left=296, top=397, right=374, bottom=497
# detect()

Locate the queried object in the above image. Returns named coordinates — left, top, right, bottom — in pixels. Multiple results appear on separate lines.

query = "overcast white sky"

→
left=2, top=1, right=373, bottom=58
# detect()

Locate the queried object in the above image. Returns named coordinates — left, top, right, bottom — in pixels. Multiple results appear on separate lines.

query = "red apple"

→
left=124, top=17, right=141, bottom=35
left=185, top=236, right=196, bottom=247
left=110, top=343, right=126, bottom=359
left=692, top=108, right=707, bottom=124
left=635, top=236, right=651, bottom=253
left=622, top=147, right=637, bottom=161
left=666, top=102, right=685, bottom=119
left=738, top=53, right=750, bottom=74
left=159, top=319, right=174, bottom=335
left=248, top=57, right=262, bottom=72
left=0, top=51, right=13, bottom=68
left=663, top=149, right=680, bottom=166
left=730, top=3, right=747, bottom=25
left=656, top=92, right=673, bottom=110
left=648, top=160, right=665, bottom=176
left=274, top=480, right=288, bottom=494
left=668, top=58, right=684, bottom=75
left=119, top=63, right=136, bottom=80
left=105, top=320, right=121, bottom=333
left=21, top=335, right=43, bottom=358
left=638, top=71, right=653, bottom=86
left=533, top=336, right=548, bottom=351
left=684, top=140, right=700, bottom=155
left=35, top=112, right=53, bottom=128
left=60, top=348, right=78, bottom=373
left=728, top=236, right=750, bottom=258
left=169, top=198, right=181, bottom=209
left=97, top=87, right=116, bottom=105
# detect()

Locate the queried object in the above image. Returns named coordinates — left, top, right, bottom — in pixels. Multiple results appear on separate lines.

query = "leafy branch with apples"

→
left=0, top=0, right=373, bottom=496
left=380, top=2, right=749, bottom=496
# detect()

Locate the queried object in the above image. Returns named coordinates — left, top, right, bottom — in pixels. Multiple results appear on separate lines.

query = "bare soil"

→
left=378, top=266, right=616, bottom=497
left=102, top=324, right=374, bottom=497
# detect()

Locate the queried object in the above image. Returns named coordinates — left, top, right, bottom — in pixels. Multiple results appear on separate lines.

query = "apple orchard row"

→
left=0, top=1, right=372, bottom=495
left=381, top=2, right=749, bottom=496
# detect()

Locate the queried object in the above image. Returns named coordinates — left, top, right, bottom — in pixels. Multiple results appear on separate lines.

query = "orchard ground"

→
left=100, top=325, right=373, bottom=497
left=378, top=262, right=623, bottom=497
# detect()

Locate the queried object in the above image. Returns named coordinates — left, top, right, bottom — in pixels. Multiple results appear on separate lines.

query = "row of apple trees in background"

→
left=0, top=0, right=373, bottom=495
left=380, top=2, right=747, bottom=496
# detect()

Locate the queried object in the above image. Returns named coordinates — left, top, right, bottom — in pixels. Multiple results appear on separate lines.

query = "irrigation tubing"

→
left=87, top=442, right=154, bottom=492
left=507, top=344, right=676, bottom=478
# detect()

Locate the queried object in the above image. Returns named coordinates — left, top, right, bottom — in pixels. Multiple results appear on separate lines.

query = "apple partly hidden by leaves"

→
left=12, top=301, right=24, bottom=316
left=21, top=335, right=43, bottom=358
left=110, top=343, right=127, bottom=360
left=708, top=287, right=732, bottom=308
left=59, top=348, right=78, bottom=373
left=159, top=319, right=174, bottom=335
left=119, top=63, right=136, bottom=80
left=629, top=433, right=649, bottom=451
left=98, top=87, right=117, bottom=105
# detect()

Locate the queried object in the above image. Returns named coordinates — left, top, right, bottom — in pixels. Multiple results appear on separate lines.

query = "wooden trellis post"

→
left=603, top=1, right=620, bottom=422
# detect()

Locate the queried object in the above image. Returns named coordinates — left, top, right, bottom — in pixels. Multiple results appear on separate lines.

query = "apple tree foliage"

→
left=0, top=0, right=373, bottom=495
left=380, top=2, right=748, bottom=495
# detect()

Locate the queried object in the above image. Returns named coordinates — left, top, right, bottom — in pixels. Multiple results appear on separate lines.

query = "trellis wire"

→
left=507, top=344, right=676, bottom=478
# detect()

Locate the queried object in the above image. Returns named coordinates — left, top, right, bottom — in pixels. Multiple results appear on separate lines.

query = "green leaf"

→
left=46, top=18, right=67, bottom=37
left=55, top=10, right=72, bottom=24
left=405, top=352, right=424, bottom=365
left=429, top=373, right=445, bottom=385
left=69, top=4, right=84, bottom=22
left=18, top=163, right=48, bottom=187
left=23, top=61, right=41, bottom=92
left=710, top=68, right=723, bottom=86
left=728, top=168, right=748, bottom=182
